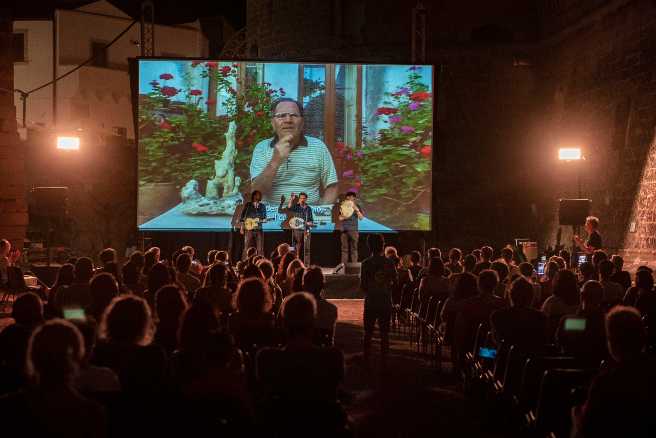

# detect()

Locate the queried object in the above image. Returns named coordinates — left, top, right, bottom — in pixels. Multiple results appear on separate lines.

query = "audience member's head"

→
left=155, top=285, right=188, bottom=326
left=605, top=306, right=645, bottom=362
left=12, top=292, right=44, bottom=327
left=277, top=243, right=291, bottom=258
left=122, top=260, right=139, bottom=286
left=291, top=267, right=305, bottom=293
left=235, top=278, right=273, bottom=317
left=579, top=261, right=596, bottom=280
left=89, top=273, right=119, bottom=319
left=302, top=266, right=324, bottom=298
left=245, top=247, right=257, bottom=259
left=102, top=262, right=122, bottom=284
left=100, top=295, right=153, bottom=345
left=635, top=270, right=654, bottom=291
left=453, top=272, right=478, bottom=301
left=478, top=269, right=499, bottom=295
left=278, top=252, right=298, bottom=277
left=0, top=238, right=10, bottom=256
left=204, top=262, right=228, bottom=288
left=472, top=249, right=482, bottom=262
left=26, top=319, right=85, bottom=387
left=281, top=292, right=317, bottom=339
left=598, top=260, right=615, bottom=281
left=427, top=257, right=445, bottom=277
left=509, top=277, right=534, bottom=308
left=552, top=256, right=566, bottom=270
left=286, top=259, right=305, bottom=282
left=206, top=249, right=218, bottom=265
left=215, top=250, right=229, bottom=264
left=580, top=280, right=603, bottom=311
left=178, top=300, right=220, bottom=353
left=545, top=260, right=560, bottom=280
left=241, top=263, right=264, bottom=280
left=368, top=234, right=385, bottom=254
left=129, top=250, right=145, bottom=270
left=176, top=253, right=192, bottom=274
left=553, top=269, right=580, bottom=306
left=385, top=246, right=398, bottom=259
left=501, top=247, right=514, bottom=264
left=463, top=254, right=477, bottom=273
left=53, top=263, right=75, bottom=288
left=181, top=245, right=195, bottom=257
left=143, top=248, right=158, bottom=275
left=448, top=248, right=462, bottom=263
left=610, top=254, right=624, bottom=272
left=427, top=247, right=442, bottom=261
left=518, top=262, right=534, bottom=279
left=98, top=248, right=117, bottom=267
left=257, top=259, right=275, bottom=281
left=558, top=249, right=570, bottom=266
left=480, top=246, right=494, bottom=262
left=410, top=250, right=422, bottom=266
left=148, top=262, right=171, bottom=294
left=74, top=257, right=94, bottom=284
left=591, top=250, right=608, bottom=268
left=491, top=261, right=509, bottom=283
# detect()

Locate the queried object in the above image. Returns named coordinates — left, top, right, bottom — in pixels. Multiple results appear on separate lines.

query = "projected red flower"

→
left=192, top=143, right=208, bottom=153
left=159, top=120, right=172, bottom=130
left=220, top=66, right=232, bottom=76
left=420, top=145, right=432, bottom=157
left=255, top=111, right=265, bottom=117
left=159, top=73, right=173, bottom=80
left=205, top=62, right=218, bottom=68
left=161, top=86, right=178, bottom=97
left=410, top=91, right=430, bottom=101
left=375, top=107, right=398, bottom=116
left=189, top=89, right=202, bottom=96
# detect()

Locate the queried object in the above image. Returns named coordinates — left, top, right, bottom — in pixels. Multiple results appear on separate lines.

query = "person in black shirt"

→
left=575, top=215, right=602, bottom=254
left=360, top=234, right=398, bottom=362
left=337, top=191, right=365, bottom=268
left=239, top=190, right=267, bottom=258
left=280, top=192, right=314, bottom=265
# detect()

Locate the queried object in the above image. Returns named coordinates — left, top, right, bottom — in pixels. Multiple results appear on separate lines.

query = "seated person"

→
left=598, top=260, right=624, bottom=309
left=573, top=306, right=656, bottom=438
left=302, top=266, right=338, bottom=345
left=256, top=292, right=345, bottom=432
left=0, top=320, right=106, bottom=436
left=555, top=280, right=607, bottom=363
left=58, top=257, right=94, bottom=311
left=610, top=255, right=631, bottom=292
left=228, top=278, right=278, bottom=352
left=491, top=277, right=547, bottom=352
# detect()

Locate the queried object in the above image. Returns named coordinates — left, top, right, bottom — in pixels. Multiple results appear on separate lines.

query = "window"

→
left=12, top=32, right=26, bottom=62
left=90, top=41, right=108, bottom=67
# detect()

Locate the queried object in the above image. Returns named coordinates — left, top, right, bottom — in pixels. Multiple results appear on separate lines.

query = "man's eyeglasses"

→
left=273, top=112, right=301, bottom=120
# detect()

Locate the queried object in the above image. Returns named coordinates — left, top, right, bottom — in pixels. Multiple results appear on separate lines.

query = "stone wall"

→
left=0, top=12, right=28, bottom=250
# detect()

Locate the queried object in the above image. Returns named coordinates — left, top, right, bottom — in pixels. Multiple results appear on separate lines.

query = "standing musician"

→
left=574, top=215, right=603, bottom=255
left=337, top=191, right=365, bottom=269
left=280, top=192, right=314, bottom=265
left=240, top=190, right=267, bottom=258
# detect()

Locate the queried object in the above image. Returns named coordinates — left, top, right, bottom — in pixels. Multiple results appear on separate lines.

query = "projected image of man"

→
left=249, top=98, right=338, bottom=205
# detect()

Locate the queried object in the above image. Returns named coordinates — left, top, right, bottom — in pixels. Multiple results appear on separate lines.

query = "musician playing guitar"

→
left=573, top=215, right=603, bottom=256
left=240, top=190, right=267, bottom=258
left=280, top=192, right=314, bottom=265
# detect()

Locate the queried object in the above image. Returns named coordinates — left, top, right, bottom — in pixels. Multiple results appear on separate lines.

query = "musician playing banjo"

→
left=240, top=190, right=267, bottom=258
left=337, top=191, right=365, bottom=268
left=280, top=191, right=314, bottom=265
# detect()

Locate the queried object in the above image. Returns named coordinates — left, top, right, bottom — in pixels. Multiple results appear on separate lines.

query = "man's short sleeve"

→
left=320, top=144, right=338, bottom=189
left=250, top=140, right=271, bottom=180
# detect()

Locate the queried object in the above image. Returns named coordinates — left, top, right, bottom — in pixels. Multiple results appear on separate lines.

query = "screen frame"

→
left=131, top=57, right=437, bottom=233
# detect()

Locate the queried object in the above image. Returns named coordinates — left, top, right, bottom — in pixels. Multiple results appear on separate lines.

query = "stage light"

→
left=558, top=147, right=582, bottom=161
left=56, top=136, right=80, bottom=150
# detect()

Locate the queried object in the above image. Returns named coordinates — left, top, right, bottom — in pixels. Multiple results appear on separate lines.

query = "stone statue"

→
left=180, top=120, right=243, bottom=215
left=206, top=121, right=241, bottom=198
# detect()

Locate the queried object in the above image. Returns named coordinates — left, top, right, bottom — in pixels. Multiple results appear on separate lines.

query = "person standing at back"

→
left=360, top=234, right=398, bottom=364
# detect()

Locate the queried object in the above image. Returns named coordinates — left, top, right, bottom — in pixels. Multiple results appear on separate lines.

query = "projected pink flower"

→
left=347, top=186, right=360, bottom=193
left=355, top=150, right=364, bottom=158
left=400, top=125, right=415, bottom=134
left=408, top=102, right=421, bottom=111
left=220, top=66, right=232, bottom=76
left=420, top=145, right=432, bottom=157
left=161, top=86, right=178, bottom=97
left=342, top=169, right=354, bottom=178
left=159, top=73, right=173, bottom=80
left=389, top=115, right=401, bottom=124
left=189, top=89, right=202, bottom=96
left=192, top=143, right=209, bottom=153
left=376, top=107, right=398, bottom=116
left=392, top=87, right=410, bottom=97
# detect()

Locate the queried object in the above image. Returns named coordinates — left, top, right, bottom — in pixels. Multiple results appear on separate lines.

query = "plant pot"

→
left=138, top=182, right=180, bottom=226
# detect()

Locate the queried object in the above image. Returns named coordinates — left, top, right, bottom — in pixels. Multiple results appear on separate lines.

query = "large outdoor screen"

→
left=137, top=60, right=433, bottom=232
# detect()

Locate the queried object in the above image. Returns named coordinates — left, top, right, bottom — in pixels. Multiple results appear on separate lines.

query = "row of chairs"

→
left=464, top=324, right=599, bottom=437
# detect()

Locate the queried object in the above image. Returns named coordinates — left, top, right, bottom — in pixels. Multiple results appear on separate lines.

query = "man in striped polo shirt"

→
left=249, top=98, right=338, bottom=205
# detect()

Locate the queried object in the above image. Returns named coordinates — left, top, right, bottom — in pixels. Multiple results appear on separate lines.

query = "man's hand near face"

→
left=274, top=134, right=294, bottom=162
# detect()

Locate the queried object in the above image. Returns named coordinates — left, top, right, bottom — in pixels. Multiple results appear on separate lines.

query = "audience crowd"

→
left=0, top=236, right=654, bottom=437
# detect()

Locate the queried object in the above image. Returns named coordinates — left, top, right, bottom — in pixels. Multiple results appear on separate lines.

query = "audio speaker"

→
left=31, top=187, right=69, bottom=218
left=559, top=199, right=591, bottom=226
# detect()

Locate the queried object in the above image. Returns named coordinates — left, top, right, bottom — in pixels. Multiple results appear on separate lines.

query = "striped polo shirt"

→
left=249, top=135, right=338, bottom=204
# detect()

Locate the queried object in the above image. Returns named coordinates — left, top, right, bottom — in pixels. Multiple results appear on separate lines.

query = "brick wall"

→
left=0, top=12, right=27, bottom=250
